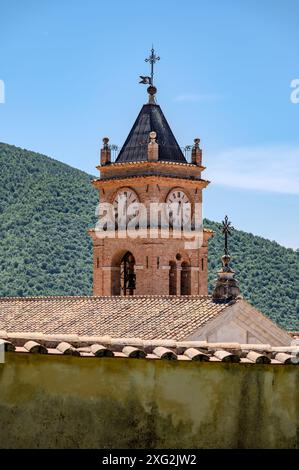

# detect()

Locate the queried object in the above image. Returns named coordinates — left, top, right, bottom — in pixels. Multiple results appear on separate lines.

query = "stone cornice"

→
left=92, top=174, right=210, bottom=187
left=97, top=160, right=206, bottom=172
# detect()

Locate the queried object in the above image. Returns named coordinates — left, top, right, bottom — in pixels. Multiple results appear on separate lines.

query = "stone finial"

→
left=191, top=138, right=202, bottom=166
left=102, top=137, right=109, bottom=149
left=194, top=138, right=200, bottom=148
left=212, top=216, right=241, bottom=303
left=148, top=131, right=158, bottom=161
left=212, top=255, right=240, bottom=303
left=149, top=131, right=156, bottom=143
left=147, top=85, right=157, bottom=104
left=101, top=137, right=111, bottom=165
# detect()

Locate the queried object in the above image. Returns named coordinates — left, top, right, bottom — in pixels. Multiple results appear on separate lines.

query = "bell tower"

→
left=89, top=49, right=213, bottom=296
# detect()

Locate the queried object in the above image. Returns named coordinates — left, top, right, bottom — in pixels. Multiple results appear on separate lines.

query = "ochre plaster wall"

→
left=0, top=353, right=298, bottom=448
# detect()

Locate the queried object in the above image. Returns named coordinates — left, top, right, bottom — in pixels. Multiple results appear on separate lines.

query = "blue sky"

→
left=0, top=0, right=298, bottom=248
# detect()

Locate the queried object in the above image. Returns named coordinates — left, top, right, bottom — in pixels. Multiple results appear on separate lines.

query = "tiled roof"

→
left=1, top=332, right=298, bottom=365
left=289, top=331, right=299, bottom=339
left=0, top=295, right=231, bottom=340
left=115, top=104, right=187, bottom=163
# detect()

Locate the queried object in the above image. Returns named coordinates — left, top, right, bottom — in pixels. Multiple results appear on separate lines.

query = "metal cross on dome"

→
left=139, top=47, right=160, bottom=86
left=221, top=215, right=234, bottom=256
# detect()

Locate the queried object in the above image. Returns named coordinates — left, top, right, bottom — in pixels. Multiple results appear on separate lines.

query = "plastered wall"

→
left=0, top=352, right=298, bottom=449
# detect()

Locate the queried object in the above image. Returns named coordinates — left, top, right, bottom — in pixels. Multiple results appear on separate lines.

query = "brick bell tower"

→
left=89, top=49, right=213, bottom=296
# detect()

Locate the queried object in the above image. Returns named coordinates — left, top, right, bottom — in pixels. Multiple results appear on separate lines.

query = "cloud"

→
left=205, top=145, right=299, bottom=195
left=174, top=93, right=223, bottom=103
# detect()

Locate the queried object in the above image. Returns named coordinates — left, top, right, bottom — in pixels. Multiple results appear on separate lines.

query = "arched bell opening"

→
left=169, top=261, right=177, bottom=295
left=111, top=251, right=136, bottom=296
left=120, top=252, right=136, bottom=296
left=181, top=261, right=191, bottom=295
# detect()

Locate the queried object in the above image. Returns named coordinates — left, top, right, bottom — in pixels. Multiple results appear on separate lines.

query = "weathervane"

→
left=221, top=215, right=233, bottom=257
left=139, top=46, right=160, bottom=86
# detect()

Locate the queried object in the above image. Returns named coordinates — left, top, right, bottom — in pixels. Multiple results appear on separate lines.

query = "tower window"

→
left=96, top=257, right=100, bottom=268
left=169, top=261, right=177, bottom=295
left=157, top=257, right=160, bottom=269
left=181, top=262, right=191, bottom=295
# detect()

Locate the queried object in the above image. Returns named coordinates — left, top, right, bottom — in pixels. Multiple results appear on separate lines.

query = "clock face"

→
left=113, top=188, right=140, bottom=225
left=166, top=189, right=191, bottom=226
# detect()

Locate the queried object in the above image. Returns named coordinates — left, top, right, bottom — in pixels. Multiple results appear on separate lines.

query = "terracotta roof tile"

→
left=1, top=332, right=298, bottom=365
left=0, top=295, right=232, bottom=341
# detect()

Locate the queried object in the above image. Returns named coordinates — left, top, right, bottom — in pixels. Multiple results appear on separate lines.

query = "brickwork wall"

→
left=90, top=175, right=212, bottom=296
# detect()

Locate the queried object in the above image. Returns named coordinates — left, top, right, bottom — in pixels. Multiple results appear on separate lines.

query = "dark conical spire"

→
left=115, top=103, right=187, bottom=163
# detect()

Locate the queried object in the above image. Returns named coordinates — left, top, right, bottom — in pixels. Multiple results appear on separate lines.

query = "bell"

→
left=127, top=272, right=136, bottom=290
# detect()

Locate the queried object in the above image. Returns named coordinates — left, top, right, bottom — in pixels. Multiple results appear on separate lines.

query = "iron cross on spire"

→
left=139, top=47, right=160, bottom=86
left=221, top=215, right=234, bottom=256
left=145, top=46, right=160, bottom=85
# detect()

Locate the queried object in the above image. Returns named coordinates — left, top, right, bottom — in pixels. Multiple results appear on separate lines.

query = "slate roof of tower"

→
left=115, top=103, right=187, bottom=163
